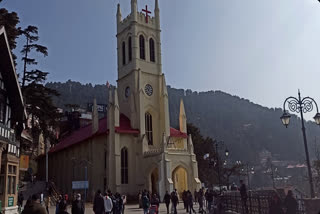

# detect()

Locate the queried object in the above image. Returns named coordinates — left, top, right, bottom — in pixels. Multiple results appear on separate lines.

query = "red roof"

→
left=49, top=114, right=139, bottom=153
left=170, top=127, right=188, bottom=138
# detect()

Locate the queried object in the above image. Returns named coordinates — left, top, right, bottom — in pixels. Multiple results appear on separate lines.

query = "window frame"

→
left=121, top=148, right=128, bottom=184
left=145, top=112, right=153, bottom=145
left=122, top=41, right=126, bottom=65
left=149, top=38, right=155, bottom=62
left=128, top=37, right=132, bottom=61
left=139, top=35, right=145, bottom=60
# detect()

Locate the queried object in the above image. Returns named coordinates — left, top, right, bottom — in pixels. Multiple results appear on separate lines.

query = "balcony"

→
left=0, top=123, right=15, bottom=145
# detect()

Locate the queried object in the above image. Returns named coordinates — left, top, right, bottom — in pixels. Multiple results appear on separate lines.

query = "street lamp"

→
left=281, top=90, right=320, bottom=198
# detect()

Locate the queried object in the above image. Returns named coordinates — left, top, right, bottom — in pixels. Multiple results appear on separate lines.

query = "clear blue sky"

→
left=2, top=0, right=320, bottom=119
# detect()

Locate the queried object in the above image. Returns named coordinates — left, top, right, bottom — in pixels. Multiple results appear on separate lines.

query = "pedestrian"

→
left=284, top=190, right=297, bottom=214
left=142, top=192, right=150, bottom=214
left=198, top=189, right=204, bottom=213
left=207, top=189, right=214, bottom=213
left=239, top=180, right=249, bottom=214
left=45, top=196, right=51, bottom=214
left=22, top=194, right=47, bottom=214
left=122, top=195, right=127, bottom=214
left=114, top=193, right=123, bottom=214
left=58, top=201, right=70, bottom=214
left=182, top=190, right=188, bottom=211
left=104, top=192, right=113, bottom=214
left=59, top=195, right=68, bottom=214
left=163, top=191, right=171, bottom=214
left=93, top=190, right=105, bottom=214
left=187, top=191, right=195, bottom=214
left=171, top=191, right=179, bottom=214
left=194, top=190, right=198, bottom=205
left=205, top=189, right=209, bottom=209
left=138, top=191, right=143, bottom=208
left=269, top=192, right=284, bottom=214
left=72, top=193, right=85, bottom=214
left=56, top=195, right=63, bottom=214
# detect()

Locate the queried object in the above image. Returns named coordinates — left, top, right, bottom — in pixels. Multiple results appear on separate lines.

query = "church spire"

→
left=179, top=99, right=187, bottom=133
left=131, top=0, right=137, bottom=21
left=155, top=0, right=160, bottom=29
left=117, top=4, right=122, bottom=23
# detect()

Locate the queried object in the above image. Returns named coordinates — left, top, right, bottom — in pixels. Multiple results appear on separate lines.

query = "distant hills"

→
left=46, top=80, right=320, bottom=162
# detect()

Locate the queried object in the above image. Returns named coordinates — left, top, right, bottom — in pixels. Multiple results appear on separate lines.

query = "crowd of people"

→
left=93, top=190, right=127, bottom=214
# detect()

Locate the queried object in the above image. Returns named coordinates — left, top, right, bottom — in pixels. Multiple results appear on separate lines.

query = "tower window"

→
left=145, top=112, right=153, bottom=145
left=149, top=38, right=155, bottom=62
left=122, top=41, right=126, bottom=65
left=121, top=147, right=128, bottom=184
left=139, top=35, right=145, bottom=60
left=128, top=37, right=132, bottom=61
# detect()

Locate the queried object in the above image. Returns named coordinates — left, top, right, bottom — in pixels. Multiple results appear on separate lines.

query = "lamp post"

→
left=280, top=90, right=320, bottom=198
left=204, top=141, right=229, bottom=194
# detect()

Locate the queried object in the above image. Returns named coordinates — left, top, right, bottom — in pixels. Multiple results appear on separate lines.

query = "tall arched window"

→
left=128, top=37, right=132, bottom=61
left=122, top=41, right=126, bottom=65
left=121, top=147, right=128, bottom=184
left=145, top=113, right=153, bottom=145
left=149, top=38, right=155, bottom=62
left=139, top=35, right=145, bottom=60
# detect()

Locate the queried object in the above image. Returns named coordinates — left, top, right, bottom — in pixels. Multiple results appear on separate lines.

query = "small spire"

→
left=155, top=0, right=159, bottom=11
left=117, top=4, right=122, bottom=23
left=92, top=98, right=99, bottom=134
left=131, top=0, right=137, bottom=14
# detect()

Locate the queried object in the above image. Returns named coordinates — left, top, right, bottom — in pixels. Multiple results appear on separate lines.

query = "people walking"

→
left=187, top=191, right=195, bottom=214
left=182, top=190, right=188, bottom=212
left=142, top=192, right=150, bottom=214
left=45, top=196, right=51, bottom=214
left=93, top=190, right=105, bottom=214
left=163, top=191, right=171, bottom=214
left=284, top=190, right=297, bottom=214
left=171, top=191, right=179, bottom=214
left=122, top=194, right=127, bottom=214
left=269, top=192, right=284, bottom=214
left=104, top=192, right=113, bottom=214
left=56, top=195, right=63, bottom=214
left=240, top=180, right=249, bottom=214
left=22, top=194, right=47, bottom=214
left=198, top=189, right=204, bottom=213
left=207, top=189, right=214, bottom=213
left=72, top=193, right=85, bottom=214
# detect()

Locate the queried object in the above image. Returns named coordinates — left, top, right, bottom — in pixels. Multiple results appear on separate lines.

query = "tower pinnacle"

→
left=117, top=4, right=122, bottom=23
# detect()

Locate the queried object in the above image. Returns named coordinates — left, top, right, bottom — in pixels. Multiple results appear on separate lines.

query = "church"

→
left=41, top=0, right=201, bottom=200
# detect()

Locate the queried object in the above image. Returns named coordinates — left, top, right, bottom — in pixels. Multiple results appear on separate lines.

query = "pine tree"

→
left=20, top=26, right=61, bottom=155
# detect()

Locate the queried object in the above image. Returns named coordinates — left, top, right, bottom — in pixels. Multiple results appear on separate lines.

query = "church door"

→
left=151, top=168, right=159, bottom=194
left=172, top=166, right=188, bottom=198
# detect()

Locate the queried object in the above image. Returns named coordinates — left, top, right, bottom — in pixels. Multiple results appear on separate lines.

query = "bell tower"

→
left=116, top=0, right=170, bottom=148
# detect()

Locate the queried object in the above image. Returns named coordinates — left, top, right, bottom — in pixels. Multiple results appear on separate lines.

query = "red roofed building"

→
left=40, top=0, right=200, bottom=200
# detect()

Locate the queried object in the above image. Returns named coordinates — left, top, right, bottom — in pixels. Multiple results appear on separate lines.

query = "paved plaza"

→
left=48, top=202, right=201, bottom=214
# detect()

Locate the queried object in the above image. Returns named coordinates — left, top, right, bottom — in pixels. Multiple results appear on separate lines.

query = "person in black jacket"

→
left=240, top=180, right=248, bottom=214
left=72, top=194, right=85, bottom=214
left=93, top=190, right=105, bottom=214
left=284, top=190, right=297, bottom=214
left=163, top=191, right=171, bottom=214
left=171, top=191, right=179, bottom=214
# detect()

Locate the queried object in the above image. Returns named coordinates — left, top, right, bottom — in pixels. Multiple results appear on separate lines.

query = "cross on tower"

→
left=142, top=5, right=151, bottom=23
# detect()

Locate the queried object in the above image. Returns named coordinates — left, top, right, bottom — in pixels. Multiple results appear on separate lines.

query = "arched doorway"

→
left=172, top=166, right=188, bottom=198
left=150, top=168, right=159, bottom=194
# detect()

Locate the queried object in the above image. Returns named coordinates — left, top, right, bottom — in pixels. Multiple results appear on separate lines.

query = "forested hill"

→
left=46, top=80, right=320, bottom=162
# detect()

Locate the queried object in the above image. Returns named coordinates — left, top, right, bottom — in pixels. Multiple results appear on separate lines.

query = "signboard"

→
left=72, top=181, right=89, bottom=190
left=87, top=103, right=107, bottom=113
left=8, top=197, right=14, bottom=207
left=20, top=155, right=29, bottom=171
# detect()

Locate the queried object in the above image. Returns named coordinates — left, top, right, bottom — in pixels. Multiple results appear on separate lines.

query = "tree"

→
left=0, top=8, right=20, bottom=63
left=20, top=25, right=48, bottom=88
left=20, top=26, right=60, bottom=155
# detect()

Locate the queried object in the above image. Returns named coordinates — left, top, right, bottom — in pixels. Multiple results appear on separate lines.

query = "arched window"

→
left=149, top=38, right=155, bottom=62
left=139, top=35, right=145, bottom=60
left=122, top=41, right=126, bottom=65
left=128, top=37, right=132, bottom=61
left=121, top=147, right=128, bottom=184
left=145, top=113, right=153, bottom=145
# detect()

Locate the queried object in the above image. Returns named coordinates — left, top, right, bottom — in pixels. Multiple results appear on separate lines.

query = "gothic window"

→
left=121, top=147, right=128, bottom=184
left=145, top=113, right=153, bottom=145
left=0, top=92, right=6, bottom=124
left=122, top=41, right=126, bottom=65
left=128, top=37, right=132, bottom=61
left=149, top=38, right=155, bottom=62
left=139, top=35, right=145, bottom=60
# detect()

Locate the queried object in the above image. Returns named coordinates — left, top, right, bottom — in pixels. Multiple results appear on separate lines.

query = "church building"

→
left=42, top=0, right=201, bottom=199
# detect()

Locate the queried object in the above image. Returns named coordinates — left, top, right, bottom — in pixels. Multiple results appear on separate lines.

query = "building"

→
left=41, top=0, right=200, bottom=199
left=0, top=26, right=25, bottom=214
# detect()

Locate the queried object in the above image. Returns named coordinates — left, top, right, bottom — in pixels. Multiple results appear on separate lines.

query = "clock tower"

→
left=116, top=0, right=170, bottom=148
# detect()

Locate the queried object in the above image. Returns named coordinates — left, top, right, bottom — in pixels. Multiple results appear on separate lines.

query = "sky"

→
left=2, top=0, right=320, bottom=120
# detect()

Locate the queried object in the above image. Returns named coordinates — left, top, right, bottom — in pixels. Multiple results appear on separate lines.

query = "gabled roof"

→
left=170, top=127, right=188, bottom=138
left=0, top=26, right=25, bottom=121
left=49, top=114, right=139, bottom=153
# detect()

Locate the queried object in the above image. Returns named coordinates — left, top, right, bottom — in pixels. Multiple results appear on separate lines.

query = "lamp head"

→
left=280, top=111, right=291, bottom=128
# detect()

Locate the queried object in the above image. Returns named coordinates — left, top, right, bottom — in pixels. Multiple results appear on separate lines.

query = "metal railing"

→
left=220, top=192, right=305, bottom=214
